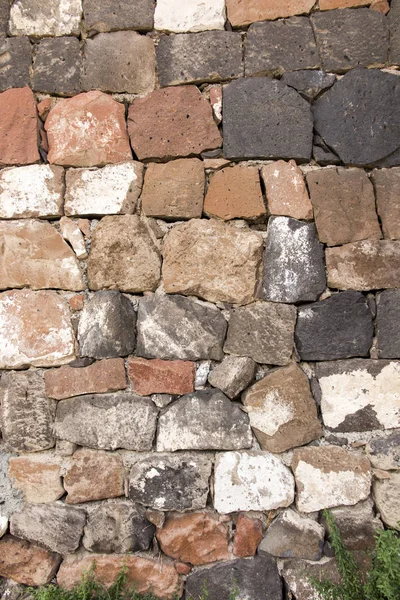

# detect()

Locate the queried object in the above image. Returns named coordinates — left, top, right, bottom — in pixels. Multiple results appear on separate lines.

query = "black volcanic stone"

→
left=376, top=289, right=400, bottom=359
left=0, top=37, right=31, bottom=91
left=33, top=37, right=81, bottom=96
left=281, top=70, right=335, bottom=101
left=83, top=0, right=154, bottom=32
left=389, top=0, right=400, bottom=65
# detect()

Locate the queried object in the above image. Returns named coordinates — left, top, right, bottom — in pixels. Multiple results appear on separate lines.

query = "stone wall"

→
left=0, top=1, right=399, bottom=599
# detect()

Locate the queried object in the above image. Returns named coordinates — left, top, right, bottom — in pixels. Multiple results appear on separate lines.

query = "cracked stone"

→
left=328, top=499, right=383, bottom=550
left=281, top=70, right=336, bottom=101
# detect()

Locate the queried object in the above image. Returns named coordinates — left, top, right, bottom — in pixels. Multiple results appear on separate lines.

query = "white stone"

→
left=9, top=0, right=82, bottom=37
left=154, top=0, right=226, bottom=33
left=0, top=514, right=8, bottom=538
left=195, top=361, right=211, bottom=388
left=373, top=472, right=400, bottom=530
left=213, top=450, right=295, bottom=513
left=60, top=217, right=88, bottom=259
left=65, top=162, right=144, bottom=216
left=0, top=165, right=64, bottom=219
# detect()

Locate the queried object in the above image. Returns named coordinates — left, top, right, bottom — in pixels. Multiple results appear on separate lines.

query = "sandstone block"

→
left=83, top=0, right=154, bottom=32
left=226, top=0, right=315, bottom=26
left=0, top=37, right=31, bottom=91
left=232, top=514, right=263, bottom=558
left=0, top=535, right=61, bottom=586
left=373, top=472, right=400, bottom=529
left=0, top=87, right=39, bottom=166
left=9, top=0, right=82, bottom=36
left=154, top=0, right=225, bottom=32
left=371, top=167, right=400, bottom=239
left=367, top=431, right=400, bottom=470
left=281, top=70, right=335, bottom=101
left=128, top=357, right=195, bottom=396
left=8, top=454, right=63, bottom=503
left=208, top=356, right=256, bottom=399
left=33, top=37, right=81, bottom=96
left=328, top=499, right=383, bottom=550
left=261, top=160, right=313, bottom=220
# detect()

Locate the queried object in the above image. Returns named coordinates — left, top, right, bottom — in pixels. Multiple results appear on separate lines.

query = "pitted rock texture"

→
left=281, top=70, right=336, bottom=101
left=83, top=0, right=154, bottom=32
left=0, top=87, right=39, bottom=166
left=8, top=455, right=63, bottom=503
left=371, top=167, right=400, bottom=239
left=261, top=160, right=313, bottom=220
left=128, top=357, right=195, bottom=396
left=9, top=0, right=82, bottom=37
left=226, top=0, right=316, bottom=26
left=33, top=37, right=81, bottom=96
left=154, top=0, right=226, bottom=32
left=0, top=535, right=61, bottom=586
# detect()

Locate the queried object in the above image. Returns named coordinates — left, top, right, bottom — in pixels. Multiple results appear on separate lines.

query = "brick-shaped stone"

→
left=208, top=356, right=256, bottom=399
left=83, top=0, right=154, bottom=32
left=8, top=454, right=63, bottom=503
left=376, top=290, right=400, bottom=358
left=128, top=357, right=195, bottom=396
left=226, top=0, right=316, bottom=26
left=33, top=37, right=81, bottom=95
left=371, top=167, right=400, bottom=239
left=0, top=37, right=31, bottom=91
left=9, top=0, right=82, bottom=36
left=0, top=87, right=39, bottom=166
left=64, top=449, right=124, bottom=504
left=0, top=535, right=61, bottom=586
left=154, top=0, right=225, bottom=32
left=261, top=160, right=313, bottom=220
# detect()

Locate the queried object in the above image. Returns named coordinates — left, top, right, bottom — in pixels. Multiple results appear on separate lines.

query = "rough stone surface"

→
left=0, top=450, right=23, bottom=519
left=83, top=0, right=154, bottom=32
left=0, top=370, right=56, bottom=453
left=128, top=358, right=195, bottom=396
left=311, top=9, right=388, bottom=73
left=316, top=360, right=400, bottom=432
left=0, top=87, right=39, bottom=166
left=88, top=215, right=161, bottom=292
left=8, top=454, right=63, bottom=503
left=33, top=37, right=81, bottom=96
left=128, top=85, right=222, bottom=160
left=203, top=165, right=266, bottom=220
left=224, top=301, right=296, bottom=365
left=328, top=499, right=383, bottom=550
left=59, top=217, right=87, bottom=259
left=141, top=159, right=204, bottom=220
left=292, top=446, right=372, bottom=512
left=371, top=167, right=400, bottom=239
left=0, top=165, right=64, bottom=219
left=55, top=394, right=157, bottom=451
left=157, top=512, right=229, bottom=565
left=78, top=291, right=136, bottom=359
left=320, top=0, right=370, bottom=7
left=154, top=0, right=225, bottom=32
left=82, top=31, right=155, bottom=94
left=326, top=240, right=400, bottom=290
left=0, top=289, right=75, bottom=369
left=226, top=0, right=316, bottom=26
left=373, top=472, right=400, bottom=529
left=157, top=389, right=252, bottom=451
left=167, top=222, right=262, bottom=305
left=282, top=557, right=340, bottom=600
left=64, top=449, right=125, bottom=504
left=223, top=77, right=313, bottom=161
left=136, top=294, right=227, bottom=361
left=214, top=451, right=295, bottom=513
left=9, top=0, right=82, bottom=36
left=261, top=160, right=313, bottom=220
left=246, top=17, right=319, bottom=77
left=0, top=535, right=61, bottom=586
left=367, top=431, right=400, bottom=470
left=10, top=504, right=86, bottom=555
left=306, top=167, right=381, bottom=246
left=389, top=0, right=400, bottom=64
left=313, top=69, right=400, bottom=166
left=208, top=356, right=256, bottom=399
left=45, top=91, right=132, bottom=167
left=259, top=509, right=324, bottom=560
left=242, top=363, right=322, bottom=453
left=281, top=70, right=336, bottom=101
left=157, top=31, right=242, bottom=87
left=0, top=37, right=31, bottom=91
left=232, top=514, right=263, bottom=558
left=65, top=162, right=143, bottom=216
left=295, top=292, right=374, bottom=361
left=129, top=453, right=212, bottom=511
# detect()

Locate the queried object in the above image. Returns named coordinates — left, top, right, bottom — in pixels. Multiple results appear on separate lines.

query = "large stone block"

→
left=8, top=454, right=63, bottom=503
left=154, top=0, right=225, bottom=32
left=83, top=0, right=154, bottom=32
left=371, top=167, right=400, bottom=239
left=0, top=37, right=31, bottom=91
left=0, top=535, right=61, bottom=586
left=0, top=87, right=39, bottom=166
left=33, top=37, right=81, bottom=95
left=226, top=0, right=315, bottom=26
left=127, top=357, right=195, bottom=396
left=9, top=0, right=82, bottom=36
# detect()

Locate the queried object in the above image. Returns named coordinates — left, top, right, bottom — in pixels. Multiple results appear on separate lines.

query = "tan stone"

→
left=78, top=219, right=91, bottom=238
left=157, top=513, right=230, bottom=565
left=320, top=0, right=370, bottom=9
left=175, top=562, right=191, bottom=575
left=0, top=289, right=76, bottom=369
left=128, top=86, right=222, bottom=160
left=87, top=215, right=161, bottom=292
left=204, top=165, right=266, bottom=221
left=58, top=553, right=182, bottom=599
left=0, top=87, right=39, bottom=167
left=233, top=514, right=263, bottom=558
left=370, top=0, right=390, bottom=13
left=326, top=240, right=400, bottom=290
left=226, top=0, right=316, bottom=26
left=261, top=160, right=313, bottom=220
left=45, top=91, right=132, bottom=167
left=141, top=159, right=204, bottom=220
left=306, top=168, right=381, bottom=246
left=59, top=217, right=88, bottom=260
left=0, top=535, right=61, bottom=586
left=64, top=448, right=125, bottom=504
left=162, top=219, right=263, bottom=304
left=371, top=168, right=400, bottom=240
left=242, top=363, right=322, bottom=453
left=8, top=454, right=63, bottom=503
left=127, top=357, right=195, bottom=396
left=373, top=472, right=400, bottom=529
left=0, top=220, right=84, bottom=291
left=44, top=358, right=127, bottom=400
left=209, top=84, right=222, bottom=123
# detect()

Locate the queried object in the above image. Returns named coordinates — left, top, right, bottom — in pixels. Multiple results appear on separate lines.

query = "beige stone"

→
left=9, top=0, right=82, bottom=36
left=8, top=454, right=63, bottom=503
left=261, top=160, right=313, bottom=220
left=319, top=0, right=370, bottom=9
left=371, top=168, right=400, bottom=240
left=0, top=87, right=39, bottom=167
left=373, top=472, right=400, bottom=529
left=154, top=0, right=225, bottom=33
left=226, top=0, right=316, bottom=27
left=162, top=219, right=263, bottom=304
left=87, top=215, right=161, bottom=292
left=59, top=217, right=88, bottom=259
left=0, top=535, right=61, bottom=586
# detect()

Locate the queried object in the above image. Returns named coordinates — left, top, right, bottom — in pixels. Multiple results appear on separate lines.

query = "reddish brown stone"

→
left=8, top=454, right=63, bottom=503
left=45, top=358, right=127, bottom=400
left=319, top=0, right=370, bottom=8
left=128, top=86, right=221, bottom=160
left=175, top=562, right=192, bottom=575
left=78, top=219, right=91, bottom=238
left=69, top=294, right=84, bottom=311
left=127, top=357, right=195, bottom=396
left=45, top=91, right=132, bottom=167
left=226, top=0, right=316, bottom=26
left=0, top=87, right=39, bottom=166
left=233, top=514, right=263, bottom=558
left=37, top=97, right=57, bottom=121
left=261, top=160, right=313, bottom=220
left=0, top=535, right=61, bottom=586
left=371, top=168, right=400, bottom=240
left=64, top=449, right=125, bottom=504
left=370, top=0, right=389, bottom=13
left=204, top=165, right=266, bottom=221
left=157, top=513, right=230, bottom=565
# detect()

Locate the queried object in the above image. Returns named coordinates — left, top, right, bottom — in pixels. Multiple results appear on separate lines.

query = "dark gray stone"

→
left=0, top=0, right=9, bottom=33
left=312, top=8, right=388, bottom=73
left=136, top=294, right=227, bottom=361
left=0, top=37, right=31, bottom=91
left=313, top=136, right=341, bottom=165
left=156, top=31, right=243, bottom=87
left=295, top=292, right=374, bottom=361
left=129, top=453, right=212, bottom=511
left=245, top=17, right=319, bottom=77
left=327, top=499, right=383, bottom=551
left=185, top=555, right=282, bottom=600
left=263, top=217, right=326, bottom=303
left=367, top=430, right=400, bottom=470
left=78, top=291, right=137, bottom=359
left=313, top=68, right=400, bottom=166
left=389, top=0, right=400, bottom=65
left=376, top=289, right=400, bottom=359
left=281, top=70, right=335, bottom=101
left=223, top=77, right=313, bottom=161
left=83, top=0, right=154, bottom=32
left=33, top=37, right=81, bottom=96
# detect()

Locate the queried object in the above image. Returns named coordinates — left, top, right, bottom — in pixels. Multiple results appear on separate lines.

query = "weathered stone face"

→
left=281, top=70, right=336, bottom=101
left=0, top=87, right=39, bottom=167
left=9, top=0, right=82, bottom=36
left=242, top=363, right=322, bottom=453
left=8, top=455, right=63, bottom=503
left=315, top=360, right=400, bottom=432
left=83, top=0, right=154, bottom=32
left=157, top=389, right=252, bottom=451
left=0, top=37, right=31, bottom=91
left=328, top=499, right=384, bottom=551
left=292, top=446, right=372, bottom=512
left=0, top=535, right=61, bottom=586
left=366, top=431, right=400, bottom=470
left=319, top=0, right=370, bottom=7
left=262, top=217, right=326, bottom=303
left=33, top=37, right=81, bottom=96
left=162, top=219, right=263, bottom=304
left=282, top=557, right=340, bottom=600
left=214, top=451, right=295, bottom=513
left=373, top=472, right=400, bottom=529
left=154, top=0, right=225, bottom=32
left=136, top=294, right=227, bottom=361
left=127, top=358, right=195, bottom=396
left=226, top=0, right=315, bottom=26
left=261, top=160, right=313, bottom=220
left=371, top=167, right=400, bottom=240
left=224, top=301, right=296, bottom=365
left=233, top=514, right=263, bottom=558
left=208, top=356, right=256, bottom=399
left=295, top=292, right=374, bottom=361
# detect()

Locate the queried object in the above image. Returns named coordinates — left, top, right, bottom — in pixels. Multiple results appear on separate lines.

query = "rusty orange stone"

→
left=69, top=294, right=85, bottom=311
left=8, top=454, right=63, bottom=504
left=226, top=0, right=316, bottom=26
left=0, top=87, right=39, bottom=166
left=233, top=513, right=263, bottom=558
left=127, top=357, right=195, bottom=396
left=0, top=535, right=61, bottom=586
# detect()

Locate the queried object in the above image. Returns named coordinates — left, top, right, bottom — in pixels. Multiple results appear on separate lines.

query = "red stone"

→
left=0, top=535, right=61, bottom=586
left=69, top=294, right=85, bottom=311
left=0, top=87, right=39, bottom=166
left=233, top=513, right=263, bottom=558
left=128, top=357, right=195, bottom=396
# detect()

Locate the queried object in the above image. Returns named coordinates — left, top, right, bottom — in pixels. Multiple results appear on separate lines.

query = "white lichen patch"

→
left=154, top=0, right=226, bottom=33
left=9, top=0, right=82, bottom=37
left=245, top=390, right=294, bottom=436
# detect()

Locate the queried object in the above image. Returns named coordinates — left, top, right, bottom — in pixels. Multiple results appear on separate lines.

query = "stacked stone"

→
left=0, top=0, right=399, bottom=599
